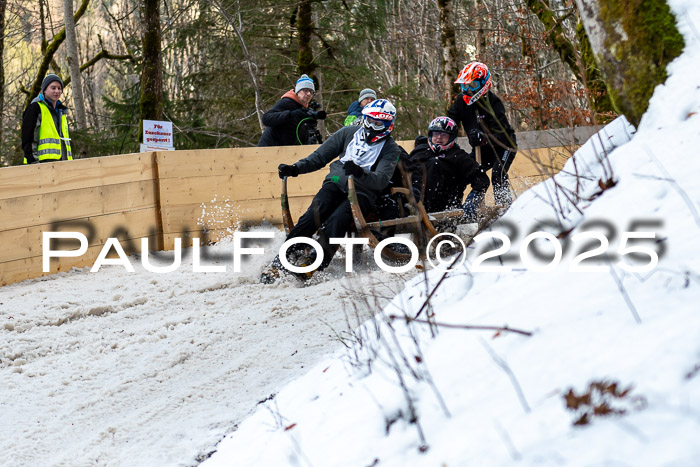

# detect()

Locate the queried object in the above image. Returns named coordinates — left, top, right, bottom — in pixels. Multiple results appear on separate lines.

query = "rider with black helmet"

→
left=409, top=116, right=490, bottom=214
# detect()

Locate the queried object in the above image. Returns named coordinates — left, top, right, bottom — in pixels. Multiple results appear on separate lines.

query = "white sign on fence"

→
left=142, top=120, right=174, bottom=148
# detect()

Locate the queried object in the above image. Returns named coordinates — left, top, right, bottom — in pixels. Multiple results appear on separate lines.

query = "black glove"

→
left=343, top=161, right=364, bottom=178
left=468, top=129, right=486, bottom=147
left=471, top=168, right=490, bottom=193
left=314, top=110, right=327, bottom=120
left=414, top=135, right=428, bottom=147
left=278, top=163, right=300, bottom=179
left=291, top=109, right=308, bottom=120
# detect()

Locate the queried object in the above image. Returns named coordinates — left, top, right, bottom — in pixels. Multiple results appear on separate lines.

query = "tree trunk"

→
left=575, top=20, right=614, bottom=119
left=573, top=0, right=684, bottom=126
left=437, top=0, right=460, bottom=109
left=525, top=0, right=614, bottom=118
left=63, top=0, right=87, bottom=130
left=24, top=0, right=90, bottom=109
left=475, top=0, right=486, bottom=60
left=0, top=0, right=6, bottom=148
left=139, top=0, right=164, bottom=128
left=296, top=0, right=315, bottom=76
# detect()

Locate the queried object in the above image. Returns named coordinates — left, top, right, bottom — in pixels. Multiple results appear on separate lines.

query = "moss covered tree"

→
left=574, top=0, right=684, bottom=126
left=525, top=0, right=614, bottom=118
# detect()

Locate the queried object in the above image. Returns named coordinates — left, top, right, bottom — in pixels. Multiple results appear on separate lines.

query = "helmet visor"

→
left=364, top=116, right=390, bottom=131
left=461, top=80, right=481, bottom=95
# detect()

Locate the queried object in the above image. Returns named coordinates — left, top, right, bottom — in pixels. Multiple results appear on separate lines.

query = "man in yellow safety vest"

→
left=21, top=74, right=73, bottom=164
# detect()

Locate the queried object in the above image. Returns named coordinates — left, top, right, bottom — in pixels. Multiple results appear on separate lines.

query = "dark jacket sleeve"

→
left=447, top=97, right=461, bottom=128
left=409, top=142, right=433, bottom=163
left=261, top=97, right=302, bottom=128
left=483, top=94, right=517, bottom=149
left=448, top=146, right=490, bottom=193
left=294, top=126, right=354, bottom=174
left=22, top=103, right=40, bottom=163
left=408, top=145, right=431, bottom=194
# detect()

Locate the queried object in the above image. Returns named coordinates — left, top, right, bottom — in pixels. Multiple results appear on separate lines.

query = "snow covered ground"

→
left=3, top=1, right=700, bottom=466
left=0, top=233, right=413, bottom=466
left=201, top=1, right=700, bottom=465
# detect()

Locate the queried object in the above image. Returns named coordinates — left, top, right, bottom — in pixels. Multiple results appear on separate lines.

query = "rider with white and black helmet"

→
left=360, top=99, right=397, bottom=143
left=263, top=99, right=400, bottom=283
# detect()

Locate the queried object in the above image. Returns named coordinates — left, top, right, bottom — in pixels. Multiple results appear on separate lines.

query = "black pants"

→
left=477, top=145, right=516, bottom=206
left=286, top=182, right=373, bottom=269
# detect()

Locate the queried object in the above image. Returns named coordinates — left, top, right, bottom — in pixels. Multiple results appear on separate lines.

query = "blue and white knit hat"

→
left=358, top=88, right=377, bottom=102
left=295, top=74, right=315, bottom=94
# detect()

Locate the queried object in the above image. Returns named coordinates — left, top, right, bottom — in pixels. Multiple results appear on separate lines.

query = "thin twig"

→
left=413, top=249, right=466, bottom=320
left=493, top=420, right=522, bottom=461
left=390, top=315, right=533, bottom=337
left=480, top=339, right=531, bottom=413
left=608, top=265, right=642, bottom=324
left=643, top=145, right=700, bottom=230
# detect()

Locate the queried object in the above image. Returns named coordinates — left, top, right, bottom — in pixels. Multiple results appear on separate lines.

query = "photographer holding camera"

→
left=257, top=74, right=327, bottom=147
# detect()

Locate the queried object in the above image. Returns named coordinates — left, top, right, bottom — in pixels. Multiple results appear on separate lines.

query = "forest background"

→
left=0, top=0, right=683, bottom=166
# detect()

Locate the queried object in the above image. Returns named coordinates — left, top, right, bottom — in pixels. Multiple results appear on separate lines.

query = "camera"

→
left=297, top=100, right=324, bottom=145
left=306, top=101, right=324, bottom=121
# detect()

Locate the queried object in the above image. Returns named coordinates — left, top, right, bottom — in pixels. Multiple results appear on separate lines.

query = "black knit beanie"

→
left=41, top=74, right=64, bottom=93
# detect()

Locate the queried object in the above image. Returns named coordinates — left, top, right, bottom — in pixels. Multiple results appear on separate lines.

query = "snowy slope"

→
left=0, top=230, right=412, bottom=466
left=203, top=1, right=700, bottom=465
left=2, top=1, right=700, bottom=466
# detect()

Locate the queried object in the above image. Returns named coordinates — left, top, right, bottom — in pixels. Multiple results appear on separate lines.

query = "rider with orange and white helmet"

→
left=449, top=61, right=517, bottom=207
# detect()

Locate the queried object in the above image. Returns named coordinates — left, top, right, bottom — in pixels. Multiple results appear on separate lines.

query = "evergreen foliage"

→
left=0, top=0, right=679, bottom=164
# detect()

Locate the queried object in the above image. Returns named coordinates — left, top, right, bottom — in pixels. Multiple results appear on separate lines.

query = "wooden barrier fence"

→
left=0, top=126, right=598, bottom=286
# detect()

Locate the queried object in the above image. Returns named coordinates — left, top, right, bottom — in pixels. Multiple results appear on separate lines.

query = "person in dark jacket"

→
left=22, top=74, right=73, bottom=164
left=261, top=99, right=400, bottom=283
left=409, top=116, right=490, bottom=214
left=257, top=74, right=327, bottom=147
left=344, top=88, right=376, bottom=126
left=449, top=61, right=517, bottom=207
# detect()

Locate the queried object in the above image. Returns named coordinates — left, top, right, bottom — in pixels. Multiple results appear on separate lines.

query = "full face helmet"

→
left=454, top=61, right=492, bottom=105
left=427, top=116, right=458, bottom=153
left=361, top=99, right=396, bottom=143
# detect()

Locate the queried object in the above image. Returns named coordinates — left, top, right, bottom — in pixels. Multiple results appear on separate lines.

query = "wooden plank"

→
left=509, top=175, right=549, bottom=195
left=511, top=126, right=600, bottom=150
left=1, top=250, right=98, bottom=286
left=0, top=180, right=156, bottom=232
left=511, top=146, right=573, bottom=178
left=0, top=231, right=160, bottom=287
left=156, top=146, right=321, bottom=179
left=150, top=152, right=165, bottom=251
left=159, top=171, right=325, bottom=205
left=0, top=208, right=159, bottom=263
left=160, top=195, right=315, bottom=235
left=0, top=152, right=154, bottom=200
